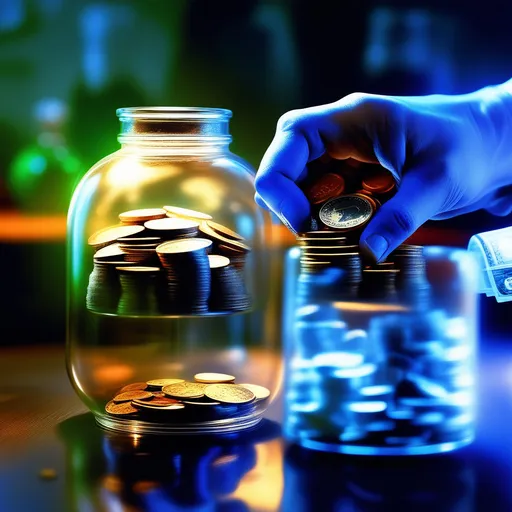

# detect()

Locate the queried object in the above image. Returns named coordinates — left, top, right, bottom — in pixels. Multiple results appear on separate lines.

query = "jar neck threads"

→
left=117, top=107, right=233, bottom=149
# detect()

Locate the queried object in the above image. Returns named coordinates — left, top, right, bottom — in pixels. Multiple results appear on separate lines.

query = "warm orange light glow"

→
left=333, top=301, right=409, bottom=312
left=0, top=212, right=66, bottom=242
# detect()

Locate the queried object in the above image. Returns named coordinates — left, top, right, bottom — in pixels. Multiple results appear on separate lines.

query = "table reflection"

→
left=57, top=414, right=281, bottom=512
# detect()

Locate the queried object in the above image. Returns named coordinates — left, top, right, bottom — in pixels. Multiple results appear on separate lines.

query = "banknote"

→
left=468, top=226, right=512, bottom=302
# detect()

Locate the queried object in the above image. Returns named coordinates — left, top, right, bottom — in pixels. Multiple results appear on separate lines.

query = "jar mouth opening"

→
left=116, top=107, right=232, bottom=121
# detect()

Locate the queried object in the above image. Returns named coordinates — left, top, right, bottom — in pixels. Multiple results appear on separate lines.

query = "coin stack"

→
left=104, top=372, right=270, bottom=426
left=390, top=244, right=430, bottom=307
left=157, top=238, right=213, bottom=314
left=358, top=268, right=400, bottom=301
left=117, top=266, right=161, bottom=316
left=86, top=261, right=125, bottom=313
left=208, top=255, right=250, bottom=312
left=86, top=206, right=251, bottom=316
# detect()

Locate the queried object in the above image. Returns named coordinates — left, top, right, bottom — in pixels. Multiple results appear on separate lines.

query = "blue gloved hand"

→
left=255, top=81, right=512, bottom=262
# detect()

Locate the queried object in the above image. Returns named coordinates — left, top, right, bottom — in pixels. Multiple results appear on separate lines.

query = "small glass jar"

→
left=67, top=107, right=281, bottom=435
left=282, top=244, right=478, bottom=455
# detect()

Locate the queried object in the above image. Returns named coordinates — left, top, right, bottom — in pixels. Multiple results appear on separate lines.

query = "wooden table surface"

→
left=1, top=341, right=512, bottom=512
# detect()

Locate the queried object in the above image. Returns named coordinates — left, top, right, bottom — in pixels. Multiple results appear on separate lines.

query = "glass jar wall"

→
left=67, top=107, right=281, bottom=435
left=282, top=245, right=478, bottom=455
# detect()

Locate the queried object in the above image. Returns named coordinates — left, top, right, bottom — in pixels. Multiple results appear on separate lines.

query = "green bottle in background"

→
left=7, top=97, right=82, bottom=214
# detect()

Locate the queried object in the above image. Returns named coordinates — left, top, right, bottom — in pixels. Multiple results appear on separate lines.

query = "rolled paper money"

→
left=468, top=226, right=512, bottom=302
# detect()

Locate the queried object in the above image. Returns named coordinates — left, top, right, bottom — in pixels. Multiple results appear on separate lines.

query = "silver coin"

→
left=319, top=195, right=373, bottom=230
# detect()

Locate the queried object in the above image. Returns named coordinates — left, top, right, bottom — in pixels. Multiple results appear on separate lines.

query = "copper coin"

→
left=199, top=223, right=251, bottom=252
left=119, top=382, right=148, bottom=393
left=133, top=401, right=185, bottom=411
left=119, top=208, right=167, bottom=224
left=204, top=384, right=255, bottom=404
left=132, top=396, right=182, bottom=407
left=105, top=400, right=139, bottom=416
left=162, top=382, right=208, bottom=399
left=88, top=224, right=145, bottom=248
left=113, top=390, right=153, bottom=403
left=146, top=378, right=185, bottom=388
left=163, top=205, right=213, bottom=221
left=362, top=168, right=396, bottom=194
left=194, top=372, right=235, bottom=384
left=306, top=173, right=345, bottom=204
left=206, top=220, right=245, bottom=241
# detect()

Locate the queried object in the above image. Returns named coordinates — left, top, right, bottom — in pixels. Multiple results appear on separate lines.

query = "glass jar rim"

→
left=116, top=107, right=233, bottom=121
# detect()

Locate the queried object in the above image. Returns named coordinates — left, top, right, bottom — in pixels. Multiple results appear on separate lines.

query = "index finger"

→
left=255, top=129, right=321, bottom=233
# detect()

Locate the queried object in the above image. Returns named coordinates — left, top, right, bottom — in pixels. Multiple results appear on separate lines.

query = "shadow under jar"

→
left=67, top=107, right=281, bottom=435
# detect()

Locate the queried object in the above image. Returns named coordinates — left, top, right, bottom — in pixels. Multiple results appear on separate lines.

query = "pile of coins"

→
left=296, top=230, right=427, bottom=305
left=301, top=159, right=396, bottom=235
left=86, top=206, right=251, bottom=316
left=104, top=372, right=270, bottom=424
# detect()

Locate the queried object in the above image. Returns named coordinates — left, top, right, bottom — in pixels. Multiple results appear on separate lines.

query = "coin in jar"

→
left=163, top=205, right=213, bottom=221
left=105, top=400, right=139, bottom=416
left=119, top=382, right=148, bottom=393
left=132, top=396, right=182, bottom=407
left=146, top=378, right=185, bottom=388
left=204, top=383, right=255, bottom=404
left=88, top=224, right=145, bottom=248
left=133, top=401, right=185, bottom=411
left=156, top=238, right=213, bottom=254
left=113, top=390, right=153, bottom=403
left=319, top=194, right=374, bottom=230
left=194, top=372, right=235, bottom=384
left=305, top=173, right=345, bottom=204
left=162, top=382, right=208, bottom=399
left=206, top=220, right=245, bottom=241
left=237, top=383, right=271, bottom=400
left=119, top=208, right=167, bottom=224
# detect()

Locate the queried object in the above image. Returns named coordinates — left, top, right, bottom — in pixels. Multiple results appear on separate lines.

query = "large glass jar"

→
left=67, top=107, right=281, bottom=435
left=282, top=244, right=478, bottom=455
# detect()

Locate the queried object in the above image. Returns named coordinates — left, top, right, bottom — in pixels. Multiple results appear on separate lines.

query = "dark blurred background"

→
left=0, top=0, right=510, bottom=345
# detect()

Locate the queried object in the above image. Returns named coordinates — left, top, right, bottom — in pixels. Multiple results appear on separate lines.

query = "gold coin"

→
left=115, top=266, right=161, bottom=273
left=146, top=378, right=185, bottom=388
left=204, top=384, right=255, bottom=404
left=119, top=382, right=148, bottom=393
left=199, top=223, right=251, bottom=252
left=113, top=390, right=153, bottom=403
left=119, top=208, right=167, bottom=224
left=105, top=400, right=139, bottom=416
left=208, top=255, right=230, bottom=269
left=132, top=396, right=182, bottom=408
left=237, top=383, right=271, bottom=400
left=162, top=382, right=208, bottom=399
left=156, top=238, right=212, bottom=254
left=319, top=194, right=374, bottom=230
left=133, top=401, right=185, bottom=411
left=93, top=243, right=127, bottom=261
left=88, top=224, right=145, bottom=247
left=194, top=372, right=235, bottom=384
left=144, top=217, right=199, bottom=232
left=206, top=220, right=245, bottom=241
left=163, top=205, right=213, bottom=221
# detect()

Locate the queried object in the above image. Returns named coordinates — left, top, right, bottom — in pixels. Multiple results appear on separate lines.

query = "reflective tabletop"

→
left=0, top=336, right=512, bottom=511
